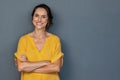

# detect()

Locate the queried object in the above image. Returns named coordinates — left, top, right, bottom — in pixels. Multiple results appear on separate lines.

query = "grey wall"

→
left=0, top=0, right=120, bottom=80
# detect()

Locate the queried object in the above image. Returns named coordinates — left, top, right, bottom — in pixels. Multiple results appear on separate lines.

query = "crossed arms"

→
left=15, top=54, right=63, bottom=74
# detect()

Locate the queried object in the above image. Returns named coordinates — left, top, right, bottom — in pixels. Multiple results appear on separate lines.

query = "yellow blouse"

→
left=14, top=33, right=64, bottom=80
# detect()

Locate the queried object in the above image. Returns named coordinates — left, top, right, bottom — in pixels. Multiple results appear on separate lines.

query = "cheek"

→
left=32, top=20, right=36, bottom=26
left=43, top=19, right=48, bottom=23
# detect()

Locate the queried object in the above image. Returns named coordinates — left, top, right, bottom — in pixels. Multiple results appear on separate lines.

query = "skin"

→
left=16, top=8, right=63, bottom=73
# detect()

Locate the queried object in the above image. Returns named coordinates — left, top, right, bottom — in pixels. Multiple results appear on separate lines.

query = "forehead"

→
left=34, top=8, right=47, bottom=15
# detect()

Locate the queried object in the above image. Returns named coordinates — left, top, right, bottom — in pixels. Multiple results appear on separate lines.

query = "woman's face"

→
left=32, top=8, right=48, bottom=30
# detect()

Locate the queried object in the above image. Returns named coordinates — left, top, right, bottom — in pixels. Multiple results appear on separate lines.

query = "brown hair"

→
left=32, top=4, right=53, bottom=30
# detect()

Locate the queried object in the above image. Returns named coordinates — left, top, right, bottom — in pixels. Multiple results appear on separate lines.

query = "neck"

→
left=33, top=28, right=47, bottom=39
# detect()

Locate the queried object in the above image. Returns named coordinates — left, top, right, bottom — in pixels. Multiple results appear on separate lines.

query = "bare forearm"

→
left=33, top=63, right=60, bottom=73
left=33, top=58, right=63, bottom=74
left=18, top=60, right=50, bottom=72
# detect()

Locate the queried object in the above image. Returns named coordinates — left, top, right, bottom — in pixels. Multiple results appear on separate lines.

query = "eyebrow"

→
left=34, top=13, right=47, bottom=16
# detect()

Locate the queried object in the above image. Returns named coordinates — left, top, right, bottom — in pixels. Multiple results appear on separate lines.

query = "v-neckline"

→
left=28, top=33, right=51, bottom=52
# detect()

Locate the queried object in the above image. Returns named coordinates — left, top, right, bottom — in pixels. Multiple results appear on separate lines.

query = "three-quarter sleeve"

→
left=14, top=37, right=27, bottom=61
left=51, top=37, right=64, bottom=63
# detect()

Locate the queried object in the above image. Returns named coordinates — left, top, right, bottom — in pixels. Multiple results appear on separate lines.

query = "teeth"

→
left=37, top=22, right=42, bottom=26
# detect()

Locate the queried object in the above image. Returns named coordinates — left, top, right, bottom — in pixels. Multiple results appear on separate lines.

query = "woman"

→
left=15, top=4, right=64, bottom=80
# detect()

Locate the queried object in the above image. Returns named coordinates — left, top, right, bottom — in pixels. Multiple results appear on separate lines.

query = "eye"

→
left=34, top=14, right=39, bottom=17
left=42, top=15, right=48, bottom=18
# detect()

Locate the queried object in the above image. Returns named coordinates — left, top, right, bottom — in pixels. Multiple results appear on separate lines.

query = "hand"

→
left=20, top=54, right=27, bottom=61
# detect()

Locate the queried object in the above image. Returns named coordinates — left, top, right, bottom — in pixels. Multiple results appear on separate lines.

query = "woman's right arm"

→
left=16, top=55, right=50, bottom=72
left=15, top=37, right=50, bottom=72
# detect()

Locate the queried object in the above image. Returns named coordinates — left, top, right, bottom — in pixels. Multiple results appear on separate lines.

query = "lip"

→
left=36, top=22, right=43, bottom=26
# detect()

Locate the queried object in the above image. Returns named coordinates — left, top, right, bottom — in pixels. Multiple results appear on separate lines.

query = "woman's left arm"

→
left=33, top=37, right=64, bottom=74
left=33, top=56, right=63, bottom=73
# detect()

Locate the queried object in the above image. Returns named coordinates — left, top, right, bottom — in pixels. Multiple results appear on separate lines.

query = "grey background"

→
left=0, top=0, right=120, bottom=80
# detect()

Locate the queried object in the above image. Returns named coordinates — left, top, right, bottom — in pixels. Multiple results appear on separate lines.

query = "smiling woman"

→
left=32, top=8, right=48, bottom=30
left=14, top=4, right=64, bottom=80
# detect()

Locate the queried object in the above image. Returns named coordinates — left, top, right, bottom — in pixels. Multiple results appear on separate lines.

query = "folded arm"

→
left=15, top=54, right=50, bottom=72
left=15, top=54, right=63, bottom=73
left=33, top=57, right=63, bottom=74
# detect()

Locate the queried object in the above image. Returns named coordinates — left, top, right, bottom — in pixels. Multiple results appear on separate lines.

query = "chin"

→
left=36, top=26, right=45, bottom=30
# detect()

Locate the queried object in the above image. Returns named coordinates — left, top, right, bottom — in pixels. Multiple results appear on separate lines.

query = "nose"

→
left=38, top=16, right=41, bottom=21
